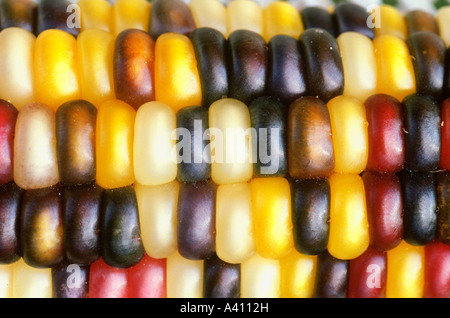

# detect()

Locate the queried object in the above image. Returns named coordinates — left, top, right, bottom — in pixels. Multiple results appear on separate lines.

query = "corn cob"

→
left=0, top=0, right=449, bottom=299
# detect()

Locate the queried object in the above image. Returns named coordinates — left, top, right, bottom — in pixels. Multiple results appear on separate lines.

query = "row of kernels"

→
left=1, top=92, right=447, bottom=189
left=4, top=0, right=450, bottom=44
left=7, top=2, right=450, bottom=111
left=1, top=239, right=449, bottom=298
left=1, top=169, right=448, bottom=269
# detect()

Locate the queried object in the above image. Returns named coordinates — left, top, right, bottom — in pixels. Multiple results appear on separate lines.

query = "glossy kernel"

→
left=373, top=34, right=416, bottom=101
left=88, top=257, right=128, bottom=298
left=176, top=105, right=211, bottom=182
left=240, top=252, right=280, bottom=298
left=155, top=32, right=202, bottom=111
left=148, top=0, right=196, bottom=40
left=21, top=186, right=64, bottom=268
left=96, top=99, right=135, bottom=189
left=364, top=94, right=405, bottom=173
left=333, top=2, right=374, bottom=39
left=166, top=251, right=203, bottom=298
left=267, top=34, right=307, bottom=105
left=0, top=27, right=35, bottom=110
left=313, top=251, right=349, bottom=298
left=298, top=29, right=344, bottom=102
left=128, top=255, right=166, bottom=298
left=402, top=93, right=441, bottom=172
left=112, top=0, right=151, bottom=36
left=328, top=173, right=369, bottom=261
left=362, top=171, right=403, bottom=251
left=400, top=170, right=437, bottom=247
left=55, top=100, right=97, bottom=185
left=337, top=32, right=377, bottom=102
left=177, top=181, right=216, bottom=261
left=63, top=184, right=102, bottom=265
left=215, top=182, right=254, bottom=264
left=227, top=29, right=268, bottom=105
left=189, top=27, right=229, bottom=108
left=280, top=250, right=316, bottom=298
left=135, top=181, right=179, bottom=259
left=406, top=32, right=446, bottom=99
left=300, top=6, right=335, bottom=36
left=262, top=1, right=303, bottom=41
left=134, top=101, right=177, bottom=186
left=189, top=0, right=227, bottom=36
left=78, top=0, right=112, bottom=32
left=77, top=29, right=115, bottom=108
left=287, top=96, right=334, bottom=179
left=373, top=4, right=407, bottom=39
left=12, top=258, right=52, bottom=298
left=114, top=29, right=155, bottom=110
left=250, top=177, right=293, bottom=260
left=14, top=103, right=59, bottom=190
left=101, top=186, right=145, bottom=269
left=327, top=95, right=368, bottom=174
left=291, top=178, right=330, bottom=256
left=249, top=96, right=287, bottom=177
left=386, top=240, right=424, bottom=298
left=34, top=29, right=80, bottom=111
left=203, top=254, right=240, bottom=298
left=226, top=0, right=263, bottom=37
left=209, top=98, right=253, bottom=185
left=424, top=240, right=450, bottom=298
